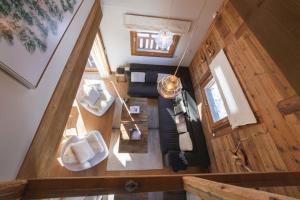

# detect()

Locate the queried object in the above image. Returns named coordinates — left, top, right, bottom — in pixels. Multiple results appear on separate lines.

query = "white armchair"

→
left=61, top=130, right=109, bottom=171
left=77, top=81, right=115, bottom=116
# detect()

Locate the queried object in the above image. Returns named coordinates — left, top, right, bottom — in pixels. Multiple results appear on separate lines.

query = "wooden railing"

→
left=184, top=176, right=299, bottom=200
left=1, top=172, right=300, bottom=199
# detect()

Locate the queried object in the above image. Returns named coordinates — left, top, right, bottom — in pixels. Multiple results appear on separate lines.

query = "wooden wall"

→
left=189, top=1, right=300, bottom=197
left=230, top=0, right=300, bottom=96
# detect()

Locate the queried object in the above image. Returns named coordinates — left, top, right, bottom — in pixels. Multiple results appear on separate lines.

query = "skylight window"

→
left=130, top=31, right=179, bottom=58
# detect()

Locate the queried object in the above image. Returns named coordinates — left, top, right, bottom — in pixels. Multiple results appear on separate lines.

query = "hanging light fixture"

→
left=157, top=57, right=184, bottom=99
left=155, top=0, right=174, bottom=51
left=157, top=75, right=182, bottom=99
left=157, top=0, right=206, bottom=99
left=155, top=29, right=173, bottom=50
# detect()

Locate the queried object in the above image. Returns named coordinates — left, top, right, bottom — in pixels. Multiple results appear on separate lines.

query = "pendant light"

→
left=155, top=0, right=174, bottom=50
left=157, top=0, right=207, bottom=99
left=155, top=29, right=173, bottom=50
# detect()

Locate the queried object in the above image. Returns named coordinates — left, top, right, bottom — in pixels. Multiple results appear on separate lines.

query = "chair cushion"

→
left=71, top=139, right=95, bottom=163
left=83, top=87, right=101, bottom=106
left=86, top=132, right=104, bottom=153
left=78, top=83, right=115, bottom=116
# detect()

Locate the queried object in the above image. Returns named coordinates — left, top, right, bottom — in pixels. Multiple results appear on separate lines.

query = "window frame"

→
left=200, top=73, right=230, bottom=131
left=85, top=55, right=98, bottom=72
left=85, top=30, right=111, bottom=74
left=130, top=31, right=180, bottom=58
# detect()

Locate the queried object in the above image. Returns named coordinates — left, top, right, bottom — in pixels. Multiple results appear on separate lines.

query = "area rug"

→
left=106, top=129, right=163, bottom=171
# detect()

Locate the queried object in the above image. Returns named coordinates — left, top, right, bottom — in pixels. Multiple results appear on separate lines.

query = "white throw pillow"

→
left=88, top=92, right=107, bottom=109
left=157, top=73, right=171, bottom=82
left=179, top=132, right=193, bottom=151
left=84, top=87, right=101, bottom=106
left=175, top=115, right=187, bottom=133
left=131, top=72, right=145, bottom=82
left=71, top=139, right=95, bottom=163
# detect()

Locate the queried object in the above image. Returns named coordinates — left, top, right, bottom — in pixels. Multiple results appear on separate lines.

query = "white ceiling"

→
left=100, top=0, right=223, bottom=71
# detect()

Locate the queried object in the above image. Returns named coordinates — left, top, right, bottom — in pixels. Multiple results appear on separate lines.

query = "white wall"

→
left=0, top=0, right=95, bottom=181
left=100, top=0, right=223, bottom=71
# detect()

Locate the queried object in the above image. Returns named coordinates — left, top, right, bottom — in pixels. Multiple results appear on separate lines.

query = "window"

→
left=130, top=31, right=179, bottom=57
left=201, top=75, right=229, bottom=131
left=85, top=55, right=98, bottom=72
left=209, top=50, right=257, bottom=129
left=85, top=31, right=111, bottom=77
left=204, top=78, right=228, bottom=122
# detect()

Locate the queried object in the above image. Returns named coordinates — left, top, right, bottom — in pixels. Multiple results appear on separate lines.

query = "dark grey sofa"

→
left=126, top=63, right=210, bottom=171
left=127, top=63, right=193, bottom=98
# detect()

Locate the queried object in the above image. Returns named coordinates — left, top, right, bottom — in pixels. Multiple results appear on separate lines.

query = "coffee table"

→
left=119, top=98, right=148, bottom=153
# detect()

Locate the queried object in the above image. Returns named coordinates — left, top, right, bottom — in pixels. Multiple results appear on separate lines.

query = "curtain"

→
left=90, top=34, right=109, bottom=78
left=209, top=49, right=257, bottom=129
left=124, top=14, right=191, bottom=35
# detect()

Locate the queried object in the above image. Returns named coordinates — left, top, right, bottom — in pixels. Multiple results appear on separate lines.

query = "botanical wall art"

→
left=0, top=0, right=83, bottom=88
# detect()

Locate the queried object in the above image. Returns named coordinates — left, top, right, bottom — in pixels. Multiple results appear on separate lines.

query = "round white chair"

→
left=61, top=130, right=108, bottom=171
left=77, top=81, right=115, bottom=117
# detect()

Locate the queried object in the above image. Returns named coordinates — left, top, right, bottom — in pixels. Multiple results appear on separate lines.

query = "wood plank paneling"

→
left=189, top=1, right=300, bottom=198
left=229, top=0, right=300, bottom=96
left=17, top=0, right=102, bottom=179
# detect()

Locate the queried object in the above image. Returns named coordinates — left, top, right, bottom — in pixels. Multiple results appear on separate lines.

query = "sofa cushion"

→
left=159, top=131, right=180, bottom=154
left=128, top=82, right=158, bottom=97
left=158, top=96, right=177, bottom=132
left=145, top=72, right=158, bottom=83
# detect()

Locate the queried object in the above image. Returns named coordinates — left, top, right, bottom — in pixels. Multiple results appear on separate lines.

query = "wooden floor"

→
left=44, top=74, right=205, bottom=177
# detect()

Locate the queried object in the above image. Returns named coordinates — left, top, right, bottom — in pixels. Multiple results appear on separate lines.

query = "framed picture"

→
left=0, top=0, right=84, bottom=88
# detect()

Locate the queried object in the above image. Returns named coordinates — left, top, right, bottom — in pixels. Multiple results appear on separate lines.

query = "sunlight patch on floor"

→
left=112, top=135, right=132, bottom=167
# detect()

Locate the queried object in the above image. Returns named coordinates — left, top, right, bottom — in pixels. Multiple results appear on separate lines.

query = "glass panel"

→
left=155, top=43, right=159, bottom=50
left=135, top=31, right=173, bottom=53
left=145, top=39, right=149, bottom=48
left=139, top=38, right=143, bottom=48
left=151, top=34, right=157, bottom=38
left=150, top=39, right=154, bottom=49
left=86, top=33, right=108, bottom=77
left=204, top=78, right=228, bottom=122
left=86, top=55, right=96, bottom=69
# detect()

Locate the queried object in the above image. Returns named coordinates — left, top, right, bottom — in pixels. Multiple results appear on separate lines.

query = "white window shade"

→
left=209, top=50, right=257, bottom=129
left=124, top=14, right=191, bottom=35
